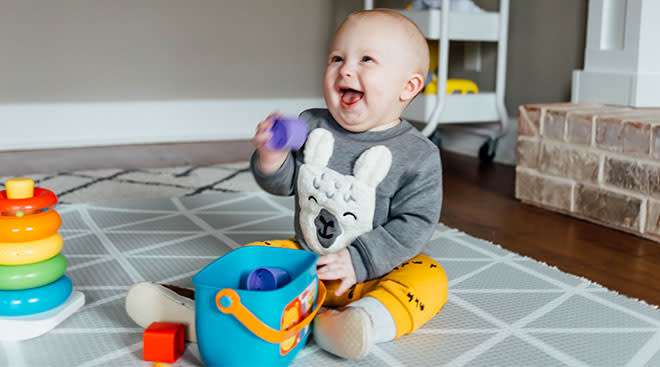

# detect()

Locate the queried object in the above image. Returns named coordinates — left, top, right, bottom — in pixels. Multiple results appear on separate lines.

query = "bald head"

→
left=336, top=9, right=430, bottom=77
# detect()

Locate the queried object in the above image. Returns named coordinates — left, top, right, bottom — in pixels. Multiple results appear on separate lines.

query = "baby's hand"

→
left=316, top=248, right=357, bottom=296
left=254, top=112, right=289, bottom=174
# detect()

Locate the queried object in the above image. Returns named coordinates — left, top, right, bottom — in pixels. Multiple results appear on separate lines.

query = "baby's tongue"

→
left=342, top=90, right=363, bottom=104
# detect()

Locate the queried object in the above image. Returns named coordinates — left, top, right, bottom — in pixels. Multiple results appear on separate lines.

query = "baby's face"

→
left=323, top=15, right=418, bottom=132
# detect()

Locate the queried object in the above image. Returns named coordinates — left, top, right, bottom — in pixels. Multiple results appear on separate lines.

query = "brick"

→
left=575, top=183, right=642, bottom=231
left=524, top=102, right=604, bottom=111
left=567, top=149, right=600, bottom=183
left=516, top=168, right=573, bottom=211
left=543, top=111, right=566, bottom=140
left=652, top=125, right=660, bottom=160
left=646, top=199, right=660, bottom=236
left=594, top=109, right=660, bottom=153
left=596, top=117, right=624, bottom=152
left=519, top=103, right=607, bottom=138
left=566, top=112, right=594, bottom=145
left=516, top=138, right=539, bottom=168
left=623, top=121, right=651, bottom=157
left=558, top=106, right=625, bottom=145
left=635, top=108, right=660, bottom=119
left=538, top=142, right=568, bottom=177
left=537, top=142, right=600, bottom=183
left=592, top=108, right=645, bottom=120
left=515, top=169, right=536, bottom=202
left=604, top=157, right=648, bottom=193
left=518, top=106, right=540, bottom=137
left=647, top=163, right=660, bottom=199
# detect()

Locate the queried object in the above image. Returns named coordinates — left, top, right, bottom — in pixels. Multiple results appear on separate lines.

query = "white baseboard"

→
left=1, top=98, right=325, bottom=151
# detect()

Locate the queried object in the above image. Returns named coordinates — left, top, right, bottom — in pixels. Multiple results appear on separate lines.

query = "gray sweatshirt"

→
left=250, top=109, right=443, bottom=283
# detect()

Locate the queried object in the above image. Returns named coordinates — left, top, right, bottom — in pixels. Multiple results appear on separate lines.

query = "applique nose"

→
left=314, top=209, right=342, bottom=248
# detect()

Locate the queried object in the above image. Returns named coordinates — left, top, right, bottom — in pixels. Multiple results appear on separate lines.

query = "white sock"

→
left=348, top=297, right=397, bottom=343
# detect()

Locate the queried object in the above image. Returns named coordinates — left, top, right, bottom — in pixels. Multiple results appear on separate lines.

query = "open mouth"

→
left=339, top=88, right=364, bottom=107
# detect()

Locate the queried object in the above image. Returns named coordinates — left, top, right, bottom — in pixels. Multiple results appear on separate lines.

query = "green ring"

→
left=0, top=253, right=67, bottom=290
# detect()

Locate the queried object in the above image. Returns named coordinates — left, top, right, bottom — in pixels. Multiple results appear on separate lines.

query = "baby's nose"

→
left=340, top=64, right=355, bottom=78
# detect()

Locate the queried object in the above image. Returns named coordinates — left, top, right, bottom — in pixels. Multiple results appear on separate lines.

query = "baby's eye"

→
left=308, top=196, right=318, bottom=203
left=361, top=56, right=374, bottom=62
left=343, top=212, right=357, bottom=220
left=331, top=56, right=343, bottom=63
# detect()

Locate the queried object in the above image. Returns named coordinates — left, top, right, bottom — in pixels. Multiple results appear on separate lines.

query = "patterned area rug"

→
left=1, top=166, right=660, bottom=366
left=0, top=162, right=259, bottom=204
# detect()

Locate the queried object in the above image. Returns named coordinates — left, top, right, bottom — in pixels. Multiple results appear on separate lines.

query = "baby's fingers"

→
left=316, top=264, right=334, bottom=279
left=254, top=129, right=272, bottom=146
left=334, top=279, right=353, bottom=297
left=256, top=112, right=280, bottom=134
left=316, top=253, right=338, bottom=266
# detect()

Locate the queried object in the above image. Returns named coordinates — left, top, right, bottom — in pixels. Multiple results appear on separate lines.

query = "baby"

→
left=125, top=9, right=448, bottom=360
left=251, top=9, right=447, bottom=358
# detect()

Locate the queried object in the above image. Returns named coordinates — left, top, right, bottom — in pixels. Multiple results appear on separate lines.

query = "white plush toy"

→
left=297, top=128, right=392, bottom=255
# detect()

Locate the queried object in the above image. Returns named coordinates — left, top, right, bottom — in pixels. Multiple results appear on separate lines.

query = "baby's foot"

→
left=313, top=307, right=374, bottom=359
left=125, top=282, right=197, bottom=342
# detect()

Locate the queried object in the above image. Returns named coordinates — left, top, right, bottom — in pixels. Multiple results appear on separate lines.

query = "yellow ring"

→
left=0, top=233, right=63, bottom=265
left=0, top=209, right=61, bottom=243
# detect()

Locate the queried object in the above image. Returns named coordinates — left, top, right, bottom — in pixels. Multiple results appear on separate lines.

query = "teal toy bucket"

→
left=192, top=246, right=326, bottom=367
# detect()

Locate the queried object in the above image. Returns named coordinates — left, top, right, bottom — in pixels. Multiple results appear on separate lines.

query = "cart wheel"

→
left=430, top=130, right=442, bottom=148
left=478, top=138, right=498, bottom=162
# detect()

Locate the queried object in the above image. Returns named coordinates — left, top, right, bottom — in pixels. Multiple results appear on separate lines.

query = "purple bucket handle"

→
left=246, top=267, right=291, bottom=291
left=265, top=118, right=308, bottom=151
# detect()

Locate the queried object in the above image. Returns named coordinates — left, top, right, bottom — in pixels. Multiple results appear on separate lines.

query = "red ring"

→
left=0, top=188, right=58, bottom=213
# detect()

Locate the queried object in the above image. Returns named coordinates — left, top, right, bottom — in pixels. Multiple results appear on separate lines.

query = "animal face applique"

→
left=297, top=128, right=392, bottom=255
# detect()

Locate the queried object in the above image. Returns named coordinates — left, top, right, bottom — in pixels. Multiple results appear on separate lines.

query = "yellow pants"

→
left=245, top=239, right=448, bottom=339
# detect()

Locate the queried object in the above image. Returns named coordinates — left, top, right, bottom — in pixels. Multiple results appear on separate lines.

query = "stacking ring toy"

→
left=0, top=187, right=57, bottom=214
left=0, top=209, right=61, bottom=242
left=0, top=275, right=73, bottom=316
left=0, top=233, right=63, bottom=265
left=0, top=253, right=67, bottom=290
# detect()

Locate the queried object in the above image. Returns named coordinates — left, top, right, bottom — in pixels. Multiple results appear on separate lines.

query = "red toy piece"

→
left=143, top=322, right=185, bottom=363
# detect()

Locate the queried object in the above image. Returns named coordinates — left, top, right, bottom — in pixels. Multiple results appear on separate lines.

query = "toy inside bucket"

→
left=192, top=246, right=326, bottom=367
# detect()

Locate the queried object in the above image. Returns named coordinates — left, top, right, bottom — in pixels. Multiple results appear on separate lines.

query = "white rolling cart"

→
left=364, top=0, right=510, bottom=161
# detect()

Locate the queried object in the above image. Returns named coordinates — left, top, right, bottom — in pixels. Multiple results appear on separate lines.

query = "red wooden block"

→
left=143, top=322, right=185, bottom=363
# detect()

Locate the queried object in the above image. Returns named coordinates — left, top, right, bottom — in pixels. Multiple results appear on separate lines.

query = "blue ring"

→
left=0, top=275, right=73, bottom=316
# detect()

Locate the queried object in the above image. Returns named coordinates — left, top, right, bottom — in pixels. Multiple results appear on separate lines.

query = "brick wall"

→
left=516, top=103, right=660, bottom=242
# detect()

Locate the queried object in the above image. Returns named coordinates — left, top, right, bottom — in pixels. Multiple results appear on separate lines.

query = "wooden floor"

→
left=440, top=150, right=660, bottom=307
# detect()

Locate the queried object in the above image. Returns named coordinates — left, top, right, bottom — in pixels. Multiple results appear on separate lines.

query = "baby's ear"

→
left=400, top=73, right=425, bottom=102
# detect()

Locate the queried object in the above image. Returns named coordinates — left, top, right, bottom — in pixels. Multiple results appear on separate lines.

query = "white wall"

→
left=1, top=0, right=589, bottom=161
left=0, top=0, right=332, bottom=150
left=0, top=98, right=324, bottom=151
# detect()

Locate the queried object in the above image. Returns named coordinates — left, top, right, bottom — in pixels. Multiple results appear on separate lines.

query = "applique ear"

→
left=353, top=145, right=392, bottom=188
left=304, top=128, right=334, bottom=167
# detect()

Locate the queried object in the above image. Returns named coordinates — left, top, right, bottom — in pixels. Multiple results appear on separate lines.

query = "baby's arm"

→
left=250, top=113, right=298, bottom=195
left=348, top=153, right=443, bottom=283
left=253, top=113, right=289, bottom=174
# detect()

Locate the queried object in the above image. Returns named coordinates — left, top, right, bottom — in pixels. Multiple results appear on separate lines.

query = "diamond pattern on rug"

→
left=114, top=215, right=201, bottom=232
left=0, top=162, right=258, bottom=204
left=104, top=232, right=200, bottom=253
left=2, top=192, right=659, bottom=367
left=468, top=335, right=565, bottom=367
left=457, top=292, right=564, bottom=325
left=527, top=295, right=654, bottom=329
left=530, top=332, right=657, bottom=367
left=452, top=263, right=562, bottom=290
left=60, top=234, right=107, bottom=255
